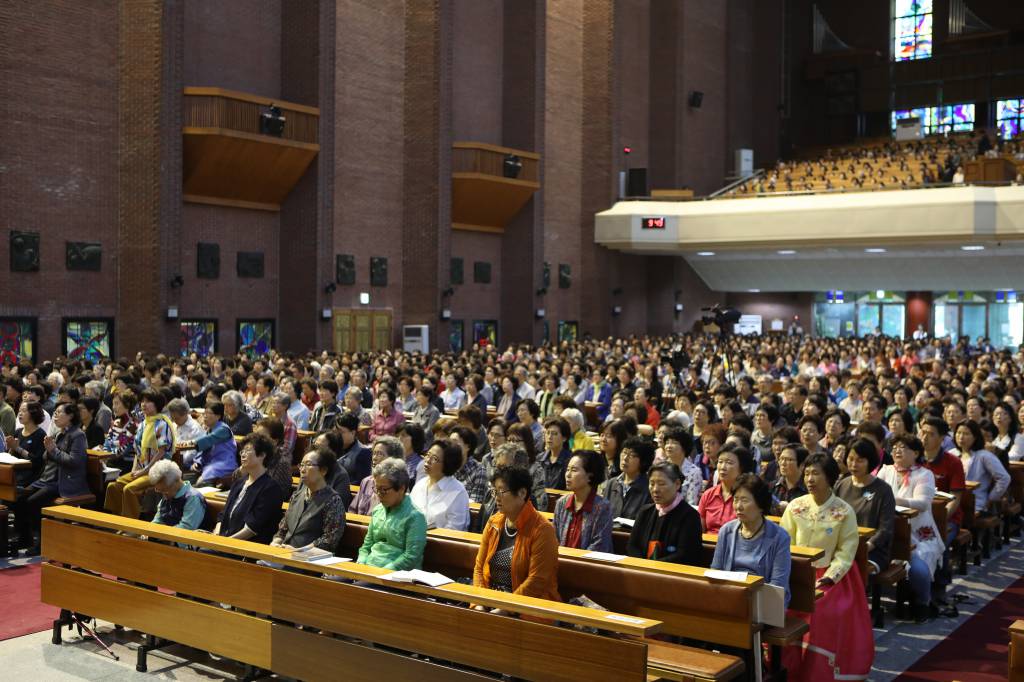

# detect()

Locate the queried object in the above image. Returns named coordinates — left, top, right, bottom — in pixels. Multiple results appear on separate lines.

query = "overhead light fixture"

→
left=359, top=292, right=370, bottom=305
left=961, top=245, right=985, bottom=251
left=864, top=247, right=886, bottom=253
left=876, top=289, right=886, bottom=299
left=777, top=249, right=796, bottom=255
left=696, top=251, right=715, bottom=256
left=748, top=289, right=761, bottom=293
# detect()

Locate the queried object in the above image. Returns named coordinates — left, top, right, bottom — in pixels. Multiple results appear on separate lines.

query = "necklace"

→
left=739, top=519, right=765, bottom=539
left=504, top=521, right=518, bottom=538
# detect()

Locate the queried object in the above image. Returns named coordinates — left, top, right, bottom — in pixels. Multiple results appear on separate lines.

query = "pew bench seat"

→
left=644, top=639, right=745, bottom=681
left=54, top=493, right=96, bottom=507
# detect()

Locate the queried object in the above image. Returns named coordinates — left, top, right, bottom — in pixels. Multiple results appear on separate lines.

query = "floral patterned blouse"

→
left=779, top=492, right=860, bottom=584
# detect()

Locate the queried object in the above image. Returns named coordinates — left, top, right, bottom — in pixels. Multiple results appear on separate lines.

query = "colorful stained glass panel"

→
left=180, top=321, right=216, bottom=357
left=64, top=320, right=111, bottom=362
left=237, top=320, right=273, bottom=357
left=472, top=320, right=497, bottom=348
left=0, top=319, right=35, bottom=365
left=996, top=99, right=1023, bottom=139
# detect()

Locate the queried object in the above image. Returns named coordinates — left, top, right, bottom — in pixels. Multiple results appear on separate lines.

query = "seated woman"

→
left=396, top=422, right=426, bottom=486
left=698, top=443, right=756, bottom=534
left=711, top=473, right=792, bottom=607
left=598, top=418, right=629, bottom=479
left=12, top=403, right=89, bottom=555
left=481, top=418, right=508, bottom=478
left=221, top=390, right=254, bottom=436
left=313, top=431, right=353, bottom=507
left=272, top=448, right=346, bottom=552
left=369, top=387, right=405, bottom=439
left=409, top=439, right=471, bottom=531
left=102, top=390, right=139, bottom=474
left=476, top=442, right=531, bottom=531
left=952, top=419, right=1010, bottom=516
left=178, top=401, right=237, bottom=487
left=877, top=433, right=944, bottom=622
left=561, top=408, right=595, bottom=452
left=5, top=401, right=47, bottom=486
left=357, top=457, right=428, bottom=570
left=599, top=436, right=653, bottom=522
left=506, top=422, right=548, bottom=512
left=215, top=433, right=286, bottom=544
left=833, top=438, right=895, bottom=575
left=771, top=442, right=809, bottom=515
left=411, top=387, right=441, bottom=442
left=150, top=460, right=207, bottom=531
left=77, top=397, right=105, bottom=449
left=658, top=426, right=703, bottom=507
left=350, top=436, right=404, bottom=514
left=780, top=453, right=873, bottom=681
left=552, top=449, right=613, bottom=551
left=252, top=417, right=297, bottom=496
left=473, top=465, right=560, bottom=608
left=627, top=462, right=702, bottom=564
left=105, top=389, right=175, bottom=519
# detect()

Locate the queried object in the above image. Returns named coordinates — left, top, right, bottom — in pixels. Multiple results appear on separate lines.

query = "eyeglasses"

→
left=423, top=454, right=441, bottom=463
left=298, top=461, right=319, bottom=469
left=490, top=487, right=512, bottom=497
left=374, top=486, right=394, bottom=495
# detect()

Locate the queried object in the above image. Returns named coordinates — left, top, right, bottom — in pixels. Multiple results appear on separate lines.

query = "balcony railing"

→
left=453, top=142, right=539, bottom=184
left=183, top=87, right=318, bottom=145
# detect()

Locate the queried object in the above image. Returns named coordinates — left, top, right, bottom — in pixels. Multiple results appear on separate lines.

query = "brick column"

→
left=118, top=0, right=168, bottom=356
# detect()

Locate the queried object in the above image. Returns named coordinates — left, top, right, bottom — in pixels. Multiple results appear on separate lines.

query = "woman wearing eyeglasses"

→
left=473, top=465, right=559, bottom=611
left=409, top=439, right=471, bottom=531
left=215, top=433, right=286, bottom=544
left=271, top=448, right=346, bottom=552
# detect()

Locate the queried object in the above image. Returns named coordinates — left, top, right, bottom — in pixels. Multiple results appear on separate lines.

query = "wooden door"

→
left=333, top=309, right=393, bottom=353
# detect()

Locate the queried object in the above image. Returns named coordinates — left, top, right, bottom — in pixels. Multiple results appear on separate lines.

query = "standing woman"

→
left=552, top=450, right=613, bottom=551
left=12, top=403, right=89, bottom=554
left=877, top=434, right=944, bottom=621
left=105, top=389, right=175, bottom=519
left=780, top=453, right=873, bottom=681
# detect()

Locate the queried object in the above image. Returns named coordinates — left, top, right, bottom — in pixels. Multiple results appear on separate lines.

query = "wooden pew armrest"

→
left=644, top=638, right=745, bottom=681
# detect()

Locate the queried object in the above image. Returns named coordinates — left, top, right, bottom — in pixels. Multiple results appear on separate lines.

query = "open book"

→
left=290, top=547, right=334, bottom=562
left=380, top=569, right=453, bottom=587
left=0, top=453, right=26, bottom=465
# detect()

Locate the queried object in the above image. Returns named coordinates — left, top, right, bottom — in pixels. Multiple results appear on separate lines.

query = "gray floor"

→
left=2, top=538, right=1021, bottom=681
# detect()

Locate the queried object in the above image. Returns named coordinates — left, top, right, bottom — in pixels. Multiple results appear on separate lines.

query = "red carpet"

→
left=0, top=563, right=59, bottom=641
left=894, top=573, right=1024, bottom=681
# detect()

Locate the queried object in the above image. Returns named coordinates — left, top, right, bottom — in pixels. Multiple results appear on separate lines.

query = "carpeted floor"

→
left=893, top=572, right=1024, bottom=681
left=0, top=563, right=58, bottom=641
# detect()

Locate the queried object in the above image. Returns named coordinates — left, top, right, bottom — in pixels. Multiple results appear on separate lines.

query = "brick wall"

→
left=183, top=0, right=282, bottom=96
left=0, top=1, right=119, bottom=360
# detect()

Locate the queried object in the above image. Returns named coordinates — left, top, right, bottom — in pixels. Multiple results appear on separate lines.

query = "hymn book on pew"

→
left=0, top=453, right=25, bottom=465
left=381, top=569, right=454, bottom=587
left=290, top=547, right=334, bottom=562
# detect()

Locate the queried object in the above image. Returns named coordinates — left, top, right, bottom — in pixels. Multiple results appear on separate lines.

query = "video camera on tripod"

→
left=700, top=304, right=742, bottom=332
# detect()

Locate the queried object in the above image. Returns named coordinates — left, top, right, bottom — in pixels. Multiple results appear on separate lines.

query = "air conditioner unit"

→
left=402, top=325, right=429, bottom=353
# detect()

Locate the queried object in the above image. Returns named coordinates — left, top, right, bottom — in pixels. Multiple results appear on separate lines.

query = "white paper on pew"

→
left=613, top=517, right=635, bottom=528
left=309, top=556, right=352, bottom=566
left=704, top=569, right=748, bottom=582
left=605, top=614, right=645, bottom=625
left=582, top=551, right=626, bottom=562
left=895, top=505, right=914, bottom=514
left=934, top=490, right=954, bottom=501
left=196, top=486, right=221, bottom=495
left=381, top=569, right=454, bottom=587
left=0, top=453, right=25, bottom=465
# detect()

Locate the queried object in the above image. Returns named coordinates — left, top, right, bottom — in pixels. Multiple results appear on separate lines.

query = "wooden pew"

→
left=40, top=506, right=741, bottom=682
left=1011, top=620, right=1024, bottom=682
left=869, top=508, right=916, bottom=626
left=0, top=459, right=31, bottom=503
left=962, top=482, right=998, bottom=563
left=1004, top=462, right=1024, bottom=544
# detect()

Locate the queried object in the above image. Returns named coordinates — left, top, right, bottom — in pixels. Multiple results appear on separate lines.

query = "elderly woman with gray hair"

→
left=272, top=448, right=345, bottom=552
left=561, top=407, right=596, bottom=452
left=474, top=442, right=540, bottom=531
left=357, top=457, right=428, bottom=570
left=349, top=436, right=405, bottom=514
left=220, top=390, right=253, bottom=436
left=150, top=460, right=207, bottom=530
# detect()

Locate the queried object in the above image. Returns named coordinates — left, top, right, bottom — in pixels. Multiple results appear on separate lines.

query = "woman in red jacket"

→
left=473, top=465, right=560, bottom=612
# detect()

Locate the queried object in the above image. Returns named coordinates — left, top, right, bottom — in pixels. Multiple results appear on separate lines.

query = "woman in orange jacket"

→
left=473, top=465, right=560, bottom=611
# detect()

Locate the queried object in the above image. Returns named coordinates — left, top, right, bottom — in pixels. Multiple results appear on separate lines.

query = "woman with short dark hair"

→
left=779, top=452, right=873, bottom=681
left=553, top=449, right=613, bottom=551
left=627, top=461, right=702, bottom=565
left=216, top=433, right=286, bottom=543
left=711, top=473, right=792, bottom=607
left=409, top=439, right=470, bottom=531
left=599, top=436, right=653, bottom=522
left=273, top=448, right=346, bottom=552
left=834, top=438, right=895, bottom=575
left=473, top=465, right=559, bottom=604
left=77, top=397, right=105, bottom=448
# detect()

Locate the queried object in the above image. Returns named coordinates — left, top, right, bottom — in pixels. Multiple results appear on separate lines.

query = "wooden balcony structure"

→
left=183, top=87, right=319, bottom=211
left=452, top=142, right=540, bottom=233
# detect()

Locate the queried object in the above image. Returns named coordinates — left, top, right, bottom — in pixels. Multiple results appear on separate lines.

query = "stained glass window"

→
left=237, top=320, right=274, bottom=357
left=996, top=99, right=1023, bottom=139
left=180, top=320, right=217, bottom=358
left=557, top=321, right=579, bottom=343
left=472, top=320, right=498, bottom=349
left=0, top=318, right=36, bottom=365
left=894, top=0, right=933, bottom=62
left=891, top=104, right=974, bottom=135
left=63, top=319, right=113, bottom=362
left=449, top=320, right=464, bottom=353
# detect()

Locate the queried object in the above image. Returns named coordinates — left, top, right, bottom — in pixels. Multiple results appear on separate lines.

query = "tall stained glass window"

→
left=891, top=104, right=974, bottom=135
left=996, top=99, right=1023, bottom=139
left=894, top=0, right=933, bottom=62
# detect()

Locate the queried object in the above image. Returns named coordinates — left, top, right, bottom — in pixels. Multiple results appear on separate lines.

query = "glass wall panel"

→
left=989, top=303, right=1024, bottom=349
left=961, top=304, right=986, bottom=342
left=881, top=305, right=905, bottom=338
left=814, top=303, right=856, bottom=338
left=858, top=304, right=880, bottom=336
left=933, top=303, right=958, bottom=340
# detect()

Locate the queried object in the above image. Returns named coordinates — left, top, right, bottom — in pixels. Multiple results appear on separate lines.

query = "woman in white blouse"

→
left=877, top=433, right=943, bottom=623
left=992, top=402, right=1024, bottom=462
left=410, top=439, right=470, bottom=531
